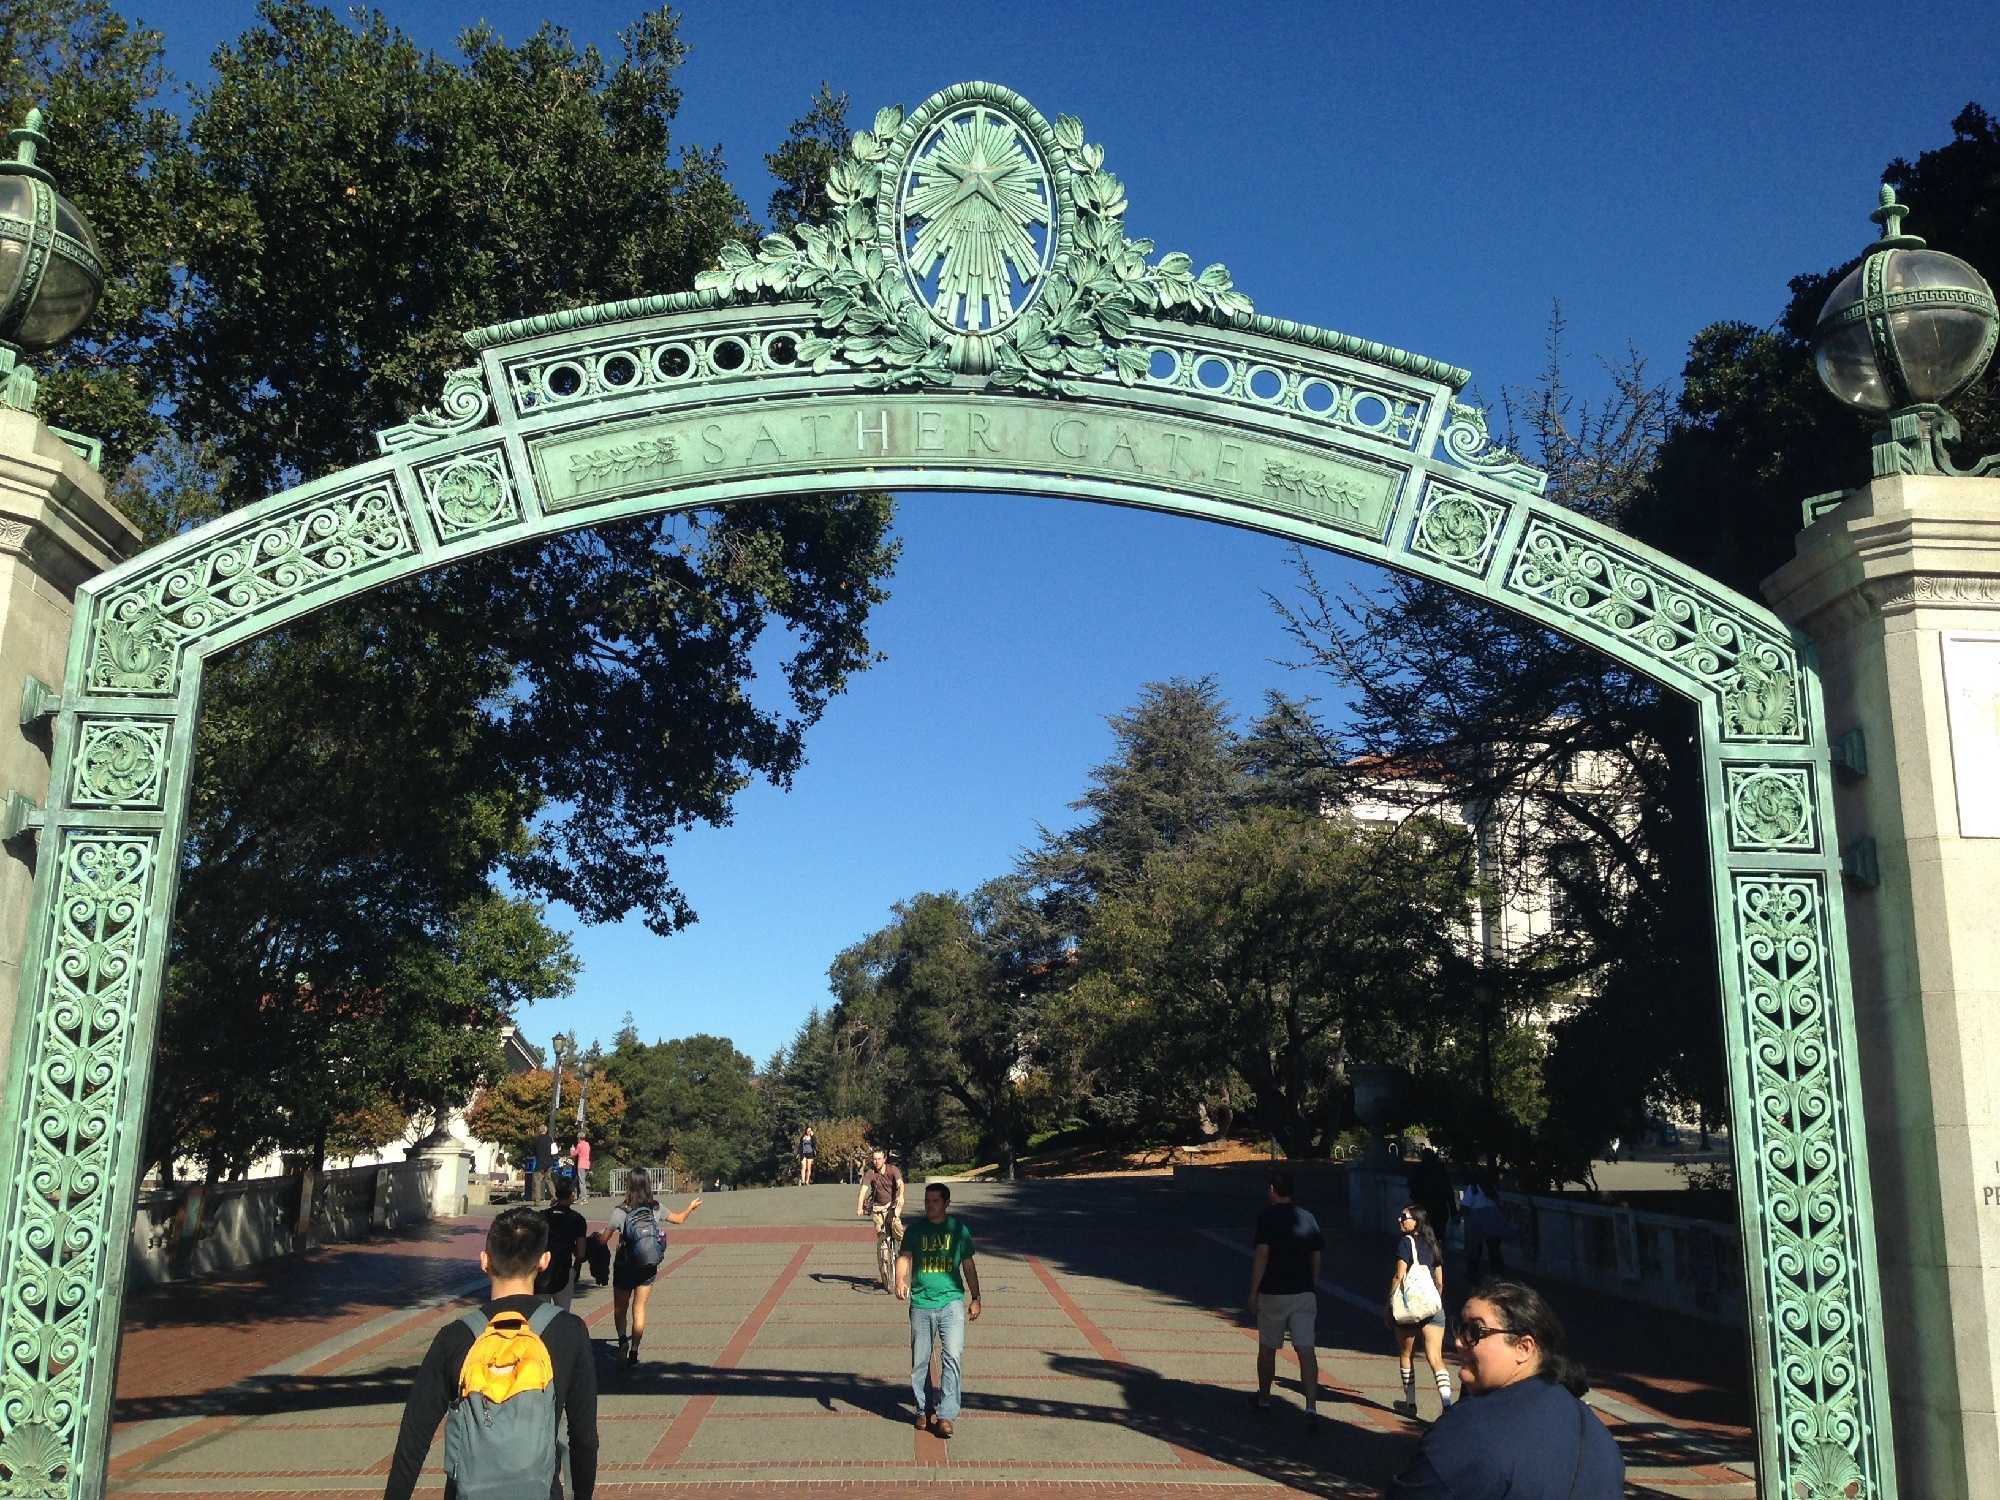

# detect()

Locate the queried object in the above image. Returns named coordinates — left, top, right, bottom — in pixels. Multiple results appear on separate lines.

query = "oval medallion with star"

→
left=898, top=101, right=1056, bottom=335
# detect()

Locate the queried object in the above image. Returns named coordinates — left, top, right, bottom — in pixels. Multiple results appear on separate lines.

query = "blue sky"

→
left=135, top=1, right=1997, bottom=1064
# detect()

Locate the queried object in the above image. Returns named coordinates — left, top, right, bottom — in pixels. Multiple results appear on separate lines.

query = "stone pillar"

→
left=1764, top=472, right=2000, bottom=1500
left=0, top=411, right=142, bottom=1088
left=411, top=1123, right=474, bottom=1219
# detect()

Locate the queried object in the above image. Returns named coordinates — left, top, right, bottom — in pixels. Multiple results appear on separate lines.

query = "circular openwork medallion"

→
left=898, top=101, right=1056, bottom=335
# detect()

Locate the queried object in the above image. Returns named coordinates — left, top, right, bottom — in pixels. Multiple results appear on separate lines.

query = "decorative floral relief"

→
left=374, top=366, right=494, bottom=453
left=1261, top=461, right=1369, bottom=522
left=0, top=835, right=158, bottom=1498
left=692, top=86, right=1252, bottom=394
left=1410, top=485, right=1508, bottom=575
left=1726, top=765, right=1818, bottom=851
left=69, top=721, right=170, bottom=810
left=86, top=483, right=415, bottom=694
left=1508, top=518, right=1806, bottom=743
left=418, top=451, right=517, bottom=542
left=566, top=435, right=681, bottom=491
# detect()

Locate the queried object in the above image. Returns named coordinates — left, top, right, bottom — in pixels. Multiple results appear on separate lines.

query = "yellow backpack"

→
left=444, top=1303, right=563, bottom=1498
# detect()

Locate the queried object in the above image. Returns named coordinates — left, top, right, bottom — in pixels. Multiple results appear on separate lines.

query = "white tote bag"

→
left=1391, top=1235, right=1443, bottom=1324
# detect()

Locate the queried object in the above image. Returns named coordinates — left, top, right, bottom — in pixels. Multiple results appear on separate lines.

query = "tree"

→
left=1071, top=807, right=1477, bottom=1155
left=600, top=1032, right=763, bottom=1185
left=465, top=1068, right=627, bottom=1164
left=17, top=3, right=900, bottom=1174
left=325, top=1097, right=415, bottom=1165
left=831, top=880, right=1060, bottom=1179
left=1026, top=676, right=1245, bottom=925
left=145, top=889, right=578, bottom=1180
left=1259, top=332, right=1723, bottom=1174
left=764, top=84, right=849, bottom=233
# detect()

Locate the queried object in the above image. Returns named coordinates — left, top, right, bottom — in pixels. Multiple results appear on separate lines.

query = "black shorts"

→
left=613, top=1257, right=659, bottom=1291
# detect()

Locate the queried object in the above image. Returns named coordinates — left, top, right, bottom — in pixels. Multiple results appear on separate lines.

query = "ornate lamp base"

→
left=1872, top=403, right=2000, bottom=479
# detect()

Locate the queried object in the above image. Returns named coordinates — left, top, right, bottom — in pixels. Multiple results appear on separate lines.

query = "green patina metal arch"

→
left=0, top=82, right=1890, bottom=1499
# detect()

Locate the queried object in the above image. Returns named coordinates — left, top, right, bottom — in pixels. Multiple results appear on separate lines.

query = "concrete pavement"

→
left=106, top=1179, right=1755, bottom=1497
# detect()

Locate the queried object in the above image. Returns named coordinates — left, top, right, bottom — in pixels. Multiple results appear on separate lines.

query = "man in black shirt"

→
left=1247, top=1168, right=1325, bottom=1424
left=538, top=1180, right=590, bottom=1312
left=385, top=1205, right=598, bottom=1500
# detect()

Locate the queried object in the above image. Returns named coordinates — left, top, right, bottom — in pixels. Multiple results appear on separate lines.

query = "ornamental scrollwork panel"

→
left=85, top=480, right=416, bottom=695
left=1725, top=764, right=1820, bottom=853
left=0, top=835, right=160, bottom=1497
left=1437, top=401, right=1548, bottom=494
left=1732, top=874, right=1877, bottom=1500
left=1508, top=516, right=1807, bottom=743
left=416, top=447, right=519, bottom=543
left=67, top=720, right=171, bottom=810
left=374, top=365, right=494, bottom=453
left=1408, top=481, right=1509, bottom=576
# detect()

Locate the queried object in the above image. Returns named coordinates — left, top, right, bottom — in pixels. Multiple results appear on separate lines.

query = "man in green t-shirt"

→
left=895, top=1182, right=982, bottom=1438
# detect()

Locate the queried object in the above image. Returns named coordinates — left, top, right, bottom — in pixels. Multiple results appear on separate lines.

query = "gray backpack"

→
left=622, top=1203, right=666, bottom=1266
left=443, top=1302, right=565, bottom=1499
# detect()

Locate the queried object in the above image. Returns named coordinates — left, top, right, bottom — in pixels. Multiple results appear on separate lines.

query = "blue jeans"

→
left=909, top=1299, right=967, bottom=1420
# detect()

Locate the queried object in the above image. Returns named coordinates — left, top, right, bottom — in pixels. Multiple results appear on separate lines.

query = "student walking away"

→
left=798, top=1127, right=817, bottom=1186
left=855, top=1148, right=907, bottom=1291
left=1387, top=1202, right=1453, bottom=1418
left=1408, top=1149, right=1456, bottom=1248
left=1460, top=1173, right=1509, bottom=1287
left=573, top=1136, right=592, bottom=1203
left=1385, top=1280, right=1623, bottom=1498
left=606, top=1169, right=701, bottom=1371
left=895, top=1182, right=981, bottom=1438
left=384, top=1204, right=597, bottom=1500
left=1247, top=1168, right=1326, bottom=1426
left=537, top=1181, right=590, bottom=1312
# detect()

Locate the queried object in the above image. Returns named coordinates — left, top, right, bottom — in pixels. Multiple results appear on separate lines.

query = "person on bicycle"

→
left=856, top=1148, right=907, bottom=1292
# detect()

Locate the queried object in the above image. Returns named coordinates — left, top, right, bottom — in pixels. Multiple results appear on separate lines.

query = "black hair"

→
left=1398, top=1202, right=1442, bottom=1264
left=1468, top=1280, right=1590, bottom=1396
left=1268, top=1168, right=1296, bottom=1198
left=487, top=1205, right=550, bottom=1279
left=925, top=1181, right=951, bottom=1204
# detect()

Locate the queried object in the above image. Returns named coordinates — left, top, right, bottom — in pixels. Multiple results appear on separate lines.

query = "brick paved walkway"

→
left=106, top=1181, right=1755, bottom=1497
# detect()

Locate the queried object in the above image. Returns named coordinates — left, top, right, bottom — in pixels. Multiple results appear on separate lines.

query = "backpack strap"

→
left=528, top=1301, right=561, bottom=1335
left=457, top=1309, right=488, bottom=1340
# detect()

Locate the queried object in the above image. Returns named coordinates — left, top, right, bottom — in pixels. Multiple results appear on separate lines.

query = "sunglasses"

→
left=1458, top=1322, right=1517, bottom=1349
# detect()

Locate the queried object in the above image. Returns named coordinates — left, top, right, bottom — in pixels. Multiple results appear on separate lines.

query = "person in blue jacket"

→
left=1384, top=1280, right=1623, bottom=1499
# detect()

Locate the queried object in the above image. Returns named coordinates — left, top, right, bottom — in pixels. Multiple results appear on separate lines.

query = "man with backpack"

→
left=537, top=1180, right=589, bottom=1312
left=385, top=1205, right=597, bottom=1500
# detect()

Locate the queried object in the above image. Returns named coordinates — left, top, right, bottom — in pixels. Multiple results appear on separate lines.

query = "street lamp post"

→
left=1811, top=184, right=1998, bottom=479
left=542, top=1034, right=568, bottom=1203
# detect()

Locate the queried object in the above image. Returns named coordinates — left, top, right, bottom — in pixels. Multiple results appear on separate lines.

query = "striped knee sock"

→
left=1400, top=1366, right=1416, bottom=1405
left=1435, top=1368, right=1453, bottom=1407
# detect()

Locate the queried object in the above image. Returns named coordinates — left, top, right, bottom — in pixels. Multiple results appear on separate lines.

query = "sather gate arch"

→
left=0, top=83, right=1889, bottom=1498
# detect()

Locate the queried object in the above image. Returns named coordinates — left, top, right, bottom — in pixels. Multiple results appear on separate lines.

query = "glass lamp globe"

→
left=1812, top=186, right=1998, bottom=416
left=0, top=110, right=105, bottom=355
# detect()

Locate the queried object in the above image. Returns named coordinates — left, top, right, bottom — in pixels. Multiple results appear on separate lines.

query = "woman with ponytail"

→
left=1385, top=1280, right=1624, bottom=1498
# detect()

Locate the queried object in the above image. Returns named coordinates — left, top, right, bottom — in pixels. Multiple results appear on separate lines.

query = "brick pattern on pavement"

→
left=105, top=1182, right=1756, bottom=1498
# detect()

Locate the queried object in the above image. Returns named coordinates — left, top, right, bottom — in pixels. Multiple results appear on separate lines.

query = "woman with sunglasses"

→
left=1387, top=1203, right=1453, bottom=1417
left=1385, top=1280, right=1623, bottom=1498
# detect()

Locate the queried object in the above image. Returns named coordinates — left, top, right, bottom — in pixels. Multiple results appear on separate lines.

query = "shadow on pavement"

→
left=615, top=1357, right=1403, bottom=1497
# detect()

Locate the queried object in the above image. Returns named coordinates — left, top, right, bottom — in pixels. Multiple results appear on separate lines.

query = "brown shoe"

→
left=932, top=1418, right=954, bottom=1439
left=915, top=1410, right=931, bottom=1432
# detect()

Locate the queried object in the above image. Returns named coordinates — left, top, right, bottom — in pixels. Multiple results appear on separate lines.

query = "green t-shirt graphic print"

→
left=904, top=1215, right=974, bottom=1308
